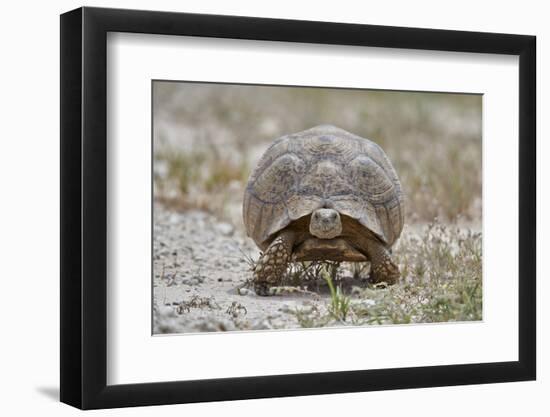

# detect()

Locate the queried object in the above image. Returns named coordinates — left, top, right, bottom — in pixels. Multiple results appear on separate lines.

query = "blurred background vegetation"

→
left=153, top=81, right=482, bottom=231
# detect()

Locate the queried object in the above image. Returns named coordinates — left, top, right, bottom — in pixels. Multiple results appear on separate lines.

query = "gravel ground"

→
left=153, top=204, right=482, bottom=334
left=154, top=205, right=320, bottom=333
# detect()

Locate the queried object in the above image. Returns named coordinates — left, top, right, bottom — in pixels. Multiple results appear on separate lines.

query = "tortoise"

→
left=243, top=125, right=404, bottom=296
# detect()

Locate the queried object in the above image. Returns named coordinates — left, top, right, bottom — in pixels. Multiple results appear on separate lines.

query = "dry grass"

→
left=357, top=222, right=482, bottom=324
left=154, top=146, right=248, bottom=221
left=280, top=221, right=482, bottom=326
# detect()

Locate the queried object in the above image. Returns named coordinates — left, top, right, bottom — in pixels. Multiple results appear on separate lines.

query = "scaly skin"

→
left=339, top=215, right=400, bottom=284
left=252, top=215, right=400, bottom=296
left=362, top=237, right=400, bottom=284
left=253, top=230, right=295, bottom=296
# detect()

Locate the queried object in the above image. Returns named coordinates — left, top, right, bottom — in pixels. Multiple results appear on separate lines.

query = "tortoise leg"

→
left=364, top=238, right=400, bottom=285
left=253, top=230, right=295, bottom=296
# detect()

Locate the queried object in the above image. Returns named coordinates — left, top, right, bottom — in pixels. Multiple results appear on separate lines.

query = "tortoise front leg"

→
left=364, top=238, right=400, bottom=285
left=253, top=230, right=295, bottom=296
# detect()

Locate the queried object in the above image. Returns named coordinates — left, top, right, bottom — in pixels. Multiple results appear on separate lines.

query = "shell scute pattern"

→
left=252, top=153, right=305, bottom=203
left=244, top=125, right=404, bottom=250
left=298, top=160, right=355, bottom=199
left=348, top=156, right=396, bottom=202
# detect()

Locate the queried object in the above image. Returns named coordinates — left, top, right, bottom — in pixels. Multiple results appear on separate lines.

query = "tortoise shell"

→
left=243, top=125, right=404, bottom=251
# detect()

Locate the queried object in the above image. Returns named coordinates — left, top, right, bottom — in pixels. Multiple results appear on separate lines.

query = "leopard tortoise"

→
left=243, top=125, right=404, bottom=296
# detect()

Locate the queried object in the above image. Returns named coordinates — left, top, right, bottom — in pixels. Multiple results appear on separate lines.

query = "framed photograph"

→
left=60, top=6, right=536, bottom=409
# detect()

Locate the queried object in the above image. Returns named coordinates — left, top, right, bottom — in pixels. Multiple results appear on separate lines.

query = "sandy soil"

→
left=152, top=204, right=372, bottom=334
left=153, top=202, right=483, bottom=334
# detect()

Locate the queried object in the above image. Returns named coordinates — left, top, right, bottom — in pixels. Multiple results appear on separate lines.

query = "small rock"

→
left=238, top=287, right=251, bottom=296
left=169, top=213, right=182, bottom=224
left=157, top=305, right=176, bottom=318
left=216, top=222, right=235, bottom=236
left=251, top=319, right=273, bottom=330
left=194, top=318, right=236, bottom=332
left=279, top=304, right=293, bottom=313
left=357, top=299, right=376, bottom=307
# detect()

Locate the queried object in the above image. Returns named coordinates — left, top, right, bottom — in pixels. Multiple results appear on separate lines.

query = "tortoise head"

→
left=309, top=208, right=342, bottom=239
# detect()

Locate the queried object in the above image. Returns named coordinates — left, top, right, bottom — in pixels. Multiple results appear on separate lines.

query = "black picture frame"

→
left=60, top=6, right=536, bottom=410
